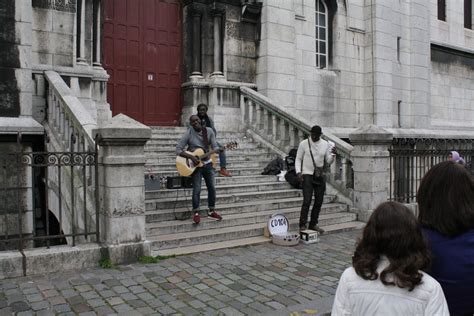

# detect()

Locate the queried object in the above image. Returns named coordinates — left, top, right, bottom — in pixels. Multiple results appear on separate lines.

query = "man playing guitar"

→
left=176, top=115, right=223, bottom=224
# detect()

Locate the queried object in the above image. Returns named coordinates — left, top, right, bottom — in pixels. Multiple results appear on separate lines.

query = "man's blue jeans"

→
left=192, top=163, right=216, bottom=212
left=217, top=142, right=227, bottom=168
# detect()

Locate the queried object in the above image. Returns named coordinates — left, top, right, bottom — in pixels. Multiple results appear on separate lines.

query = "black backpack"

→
left=285, top=148, right=298, bottom=171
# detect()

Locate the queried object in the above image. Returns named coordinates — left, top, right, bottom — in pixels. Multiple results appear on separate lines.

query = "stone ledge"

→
left=0, top=117, right=43, bottom=134
left=0, top=241, right=150, bottom=280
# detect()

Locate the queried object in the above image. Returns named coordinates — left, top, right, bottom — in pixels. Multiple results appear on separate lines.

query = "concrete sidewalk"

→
left=0, top=230, right=361, bottom=315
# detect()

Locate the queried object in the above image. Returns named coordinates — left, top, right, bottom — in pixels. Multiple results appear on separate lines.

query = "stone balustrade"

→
left=240, top=86, right=354, bottom=198
left=44, top=71, right=96, bottom=152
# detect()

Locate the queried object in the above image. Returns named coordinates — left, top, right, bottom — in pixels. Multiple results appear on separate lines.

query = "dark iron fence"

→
left=389, top=138, right=474, bottom=203
left=0, top=137, right=99, bottom=252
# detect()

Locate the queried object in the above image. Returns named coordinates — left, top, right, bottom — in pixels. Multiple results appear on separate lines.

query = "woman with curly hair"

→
left=332, top=201, right=448, bottom=315
left=417, top=161, right=474, bottom=315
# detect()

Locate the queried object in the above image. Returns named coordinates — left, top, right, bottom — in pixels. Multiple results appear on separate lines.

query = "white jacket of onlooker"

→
left=331, top=257, right=449, bottom=316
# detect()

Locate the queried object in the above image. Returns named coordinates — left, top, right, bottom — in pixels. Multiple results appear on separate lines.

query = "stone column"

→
left=92, top=0, right=102, bottom=67
left=190, top=10, right=203, bottom=77
left=349, top=125, right=393, bottom=221
left=211, top=9, right=223, bottom=77
left=76, top=0, right=87, bottom=64
left=94, top=114, right=151, bottom=263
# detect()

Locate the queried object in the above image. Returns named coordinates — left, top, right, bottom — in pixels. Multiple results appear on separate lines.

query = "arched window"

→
left=315, top=0, right=328, bottom=68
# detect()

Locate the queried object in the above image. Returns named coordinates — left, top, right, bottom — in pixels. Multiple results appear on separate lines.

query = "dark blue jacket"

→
left=423, top=228, right=474, bottom=316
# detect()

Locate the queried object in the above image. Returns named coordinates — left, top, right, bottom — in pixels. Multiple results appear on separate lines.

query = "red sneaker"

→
left=208, top=211, right=222, bottom=221
left=193, top=212, right=201, bottom=224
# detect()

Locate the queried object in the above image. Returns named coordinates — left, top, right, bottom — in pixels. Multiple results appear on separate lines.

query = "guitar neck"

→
left=198, top=148, right=219, bottom=160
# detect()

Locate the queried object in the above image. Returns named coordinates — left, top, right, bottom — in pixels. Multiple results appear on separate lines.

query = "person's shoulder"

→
left=419, top=271, right=445, bottom=293
left=340, top=266, right=358, bottom=281
left=206, top=127, right=215, bottom=135
left=298, top=139, right=309, bottom=146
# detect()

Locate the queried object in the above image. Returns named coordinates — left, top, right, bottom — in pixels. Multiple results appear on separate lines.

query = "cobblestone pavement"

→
left=0, top=230, right=361, bottom=316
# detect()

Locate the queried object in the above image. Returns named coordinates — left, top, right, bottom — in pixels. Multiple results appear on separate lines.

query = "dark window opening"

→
left=438, top=0, right=446, bottom=21
left=465, top=0, right=472, bottom=29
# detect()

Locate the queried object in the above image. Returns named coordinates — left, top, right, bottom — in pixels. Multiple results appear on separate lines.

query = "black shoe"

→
left=308, top=225, right=324, bottom=234
left=299, top=224, right=307, bottom=231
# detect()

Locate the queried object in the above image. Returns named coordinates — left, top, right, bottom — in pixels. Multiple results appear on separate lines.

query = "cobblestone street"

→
left=0, top=230, right=360, bottom=316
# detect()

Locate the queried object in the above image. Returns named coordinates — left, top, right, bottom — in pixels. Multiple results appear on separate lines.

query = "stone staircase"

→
left=145, top=126, right=364, bottom=256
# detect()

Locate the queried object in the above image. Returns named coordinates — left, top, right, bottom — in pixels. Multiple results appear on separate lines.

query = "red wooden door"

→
left=103, top=0, right=182, bottom=125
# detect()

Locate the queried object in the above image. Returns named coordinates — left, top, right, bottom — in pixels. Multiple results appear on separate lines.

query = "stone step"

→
left=144, top=128, right=360, bottom=256
left=152, top=236, right=270, bottom=256
left=145, top=181, right=293, bottom=199
left=145, top=154, right=279, bottom=167
left=145, top=174, right=279, bottom=191
left=145, top=147, right=273, bottom=158
left=152, top=221, right=366, bottom=256
left=150, top=127, right=244, bottom=137
left=146, top=198, right=343, bottom=222
left=146, top=207, right=354, bottom=236
left=148, top=216, right=364, bottom=252
left=145, top=160, right=269, bottom=172
left=144, top=167, right=265, bottom=178
left=145, top=188, right=308, bottom=210
left=144, top=141, right=264, bottom=151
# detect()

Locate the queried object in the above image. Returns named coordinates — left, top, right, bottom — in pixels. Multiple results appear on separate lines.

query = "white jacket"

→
left=332, top=258, right=449, bottom=316
left=295, top=138, right=334, bottom=175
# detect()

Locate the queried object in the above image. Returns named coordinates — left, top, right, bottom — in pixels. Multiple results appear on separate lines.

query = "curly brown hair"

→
left=353, top=201, right=431, bottom=291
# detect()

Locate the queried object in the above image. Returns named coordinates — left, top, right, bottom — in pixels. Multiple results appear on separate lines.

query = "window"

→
left=315, top=0, right=328, bottom=68
left=397, top=37, right=401, bottom=62
left=438, top=0, right=446, bottom=21
left=465, top=0, right=472, bottom=29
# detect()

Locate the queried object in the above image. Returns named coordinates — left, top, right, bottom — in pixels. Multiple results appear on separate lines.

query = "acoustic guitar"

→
left=176, top=141, right=238, bottom=176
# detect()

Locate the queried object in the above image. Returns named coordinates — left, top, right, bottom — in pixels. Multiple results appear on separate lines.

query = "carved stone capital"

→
left=210, top=2, right=226, bottom=16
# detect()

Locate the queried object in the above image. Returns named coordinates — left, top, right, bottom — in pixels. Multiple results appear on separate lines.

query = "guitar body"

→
left=176, top=141, right=238, bottom=176
left=176, top=148, right=205, bottom=177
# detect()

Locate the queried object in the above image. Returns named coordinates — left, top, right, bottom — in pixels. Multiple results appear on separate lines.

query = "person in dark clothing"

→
left=295, top=125, right=335, bottom=234
left=285, top=149, right=302, bottom=189
left=417, top=161, right=474, bottom=316
left=197, top=103, right=232, bottom=177
left=176, top=115, right=223, bottom=224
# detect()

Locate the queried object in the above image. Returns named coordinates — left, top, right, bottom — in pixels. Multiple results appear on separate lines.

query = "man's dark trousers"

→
left=299, top=174, right=326, bottom=228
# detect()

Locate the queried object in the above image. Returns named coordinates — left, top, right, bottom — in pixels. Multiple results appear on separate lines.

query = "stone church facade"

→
left=1, top=0, right=473, bottom=137
left=0, top=0, right=473, bottom=274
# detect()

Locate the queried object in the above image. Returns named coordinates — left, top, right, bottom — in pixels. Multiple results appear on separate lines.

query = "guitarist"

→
left=176, top=115, right=223, bottom=224
left=197, top=103, right=232, bottom=177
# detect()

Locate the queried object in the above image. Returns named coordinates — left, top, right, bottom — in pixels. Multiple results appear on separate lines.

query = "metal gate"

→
left=0, top=136, right=99, bottom=252
left=389, top=138, right=474, bottom=203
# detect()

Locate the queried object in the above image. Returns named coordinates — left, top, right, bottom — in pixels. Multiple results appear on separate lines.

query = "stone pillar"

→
left=0, top=1, right=33, bottom=118
left=211, top=9, right=223, bottom=77
left=92, top=0, right=102, bottom=67
left=349, top=125, right=393, bottom=221
left=94, top=114, right=151, bottom=263
left=191, top=10, right=203, bottom=77
left=76, top=0, right=87, bottom=64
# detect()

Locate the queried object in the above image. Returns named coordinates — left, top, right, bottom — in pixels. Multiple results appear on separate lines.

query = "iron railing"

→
left=389, top=138, right=474, bottom=203
left=0, top=135, right=99, bottom=252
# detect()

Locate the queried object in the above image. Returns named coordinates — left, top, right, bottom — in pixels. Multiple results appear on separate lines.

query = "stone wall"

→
left=256, top=0, right=372, bottom=129
left=255, top=0, right=473, bottom=134
left=182, top=0, right=259, bottom=82
left=32, top=0, right=77, bottom=66
left=0, top=0, right=33, bottom=118
left=430, top=46, right=474, bottom=128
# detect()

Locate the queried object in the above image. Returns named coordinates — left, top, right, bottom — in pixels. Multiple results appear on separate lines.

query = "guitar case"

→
left=267, top=214, right=300, bottom=246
